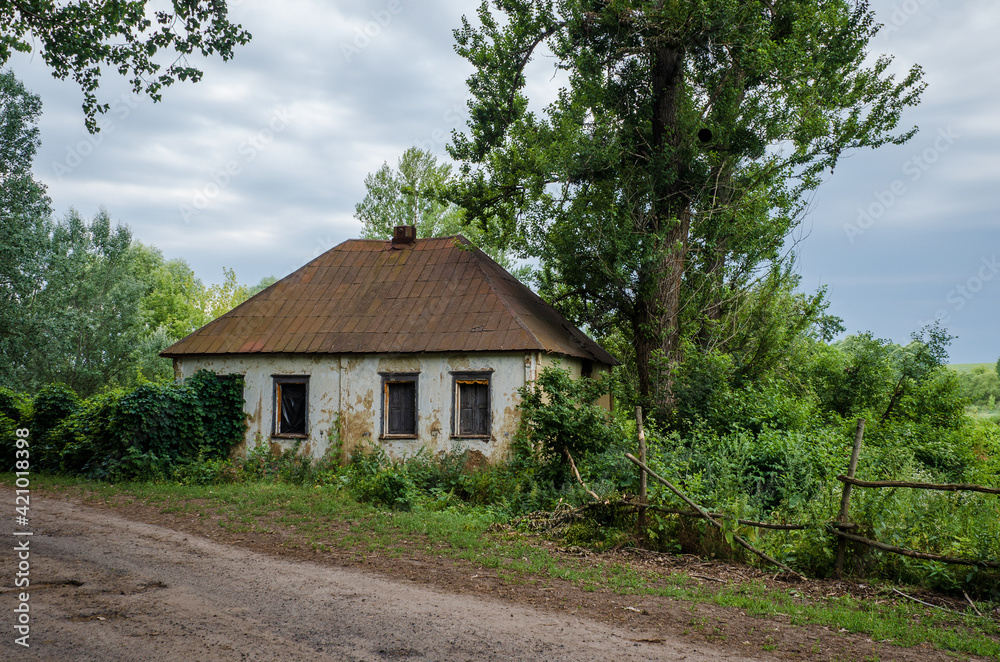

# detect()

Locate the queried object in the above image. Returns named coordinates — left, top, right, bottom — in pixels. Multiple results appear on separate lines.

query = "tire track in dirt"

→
left=1, top=493, right=763, bottom=661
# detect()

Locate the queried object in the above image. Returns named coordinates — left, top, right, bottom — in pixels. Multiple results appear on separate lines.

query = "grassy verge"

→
left=25, top=474, right=1000, bottom=660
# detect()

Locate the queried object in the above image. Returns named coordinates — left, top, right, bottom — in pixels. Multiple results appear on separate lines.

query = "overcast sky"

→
left=8, top=0, right=999, bottom=364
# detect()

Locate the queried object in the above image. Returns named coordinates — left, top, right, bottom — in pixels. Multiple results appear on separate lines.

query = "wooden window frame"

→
left=451, top=371, right=492, bottom=439
left=380, top=373, right=419, bottom=439
left=272, top=375, right=309, bottom=438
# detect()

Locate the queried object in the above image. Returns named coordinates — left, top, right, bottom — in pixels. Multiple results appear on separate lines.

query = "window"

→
left=273, top=376, right=308, bottom=436
left=453, top=373, right=491, bottom=437
left=381, top=374, right=418, bottom=437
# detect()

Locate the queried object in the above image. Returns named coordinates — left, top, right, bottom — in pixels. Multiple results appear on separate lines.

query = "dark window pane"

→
left=279, top=382, right=306, bottom=434
left=459, top=381, right=489, bottom=435
left=387, top=381, right=416, bottom=435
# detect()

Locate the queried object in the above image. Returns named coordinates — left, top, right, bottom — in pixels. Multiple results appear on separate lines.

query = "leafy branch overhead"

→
left=448, top=0, right=925, bottom=416
left=0, top=1, right=251, bottom=131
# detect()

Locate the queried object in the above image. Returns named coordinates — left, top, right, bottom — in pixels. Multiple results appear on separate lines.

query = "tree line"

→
left=1, top=71, right=272, bottom=397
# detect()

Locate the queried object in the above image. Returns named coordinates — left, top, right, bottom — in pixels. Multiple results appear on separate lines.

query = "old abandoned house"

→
left=161, top=226, right=616, bottom=463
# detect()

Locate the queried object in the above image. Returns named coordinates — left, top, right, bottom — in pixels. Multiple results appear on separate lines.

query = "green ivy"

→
left=17, top=369, right=247, bottom=480
left=185, top=371, right=247, bottom=457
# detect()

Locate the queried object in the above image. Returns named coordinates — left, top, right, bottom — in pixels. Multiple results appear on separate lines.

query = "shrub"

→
left=515, top=365, right=617, bottom=481
left=40, top=369, right=246, bottom=480
left=30, top=383, right=81, bottom=470
left=345, top=445, right=414, bottom=510
left=172, top=454, right=242, bottom=486
left=0, top=387, right=28, bottom=423
left=53, top=390, right=124, bottom=478
left=112, top=381, right=208, bottom=480
left=230, top=433, right=342, bottom=486
left=185, top=371, right=247, bottom=456
left=0, top=387, right=29, bottom=470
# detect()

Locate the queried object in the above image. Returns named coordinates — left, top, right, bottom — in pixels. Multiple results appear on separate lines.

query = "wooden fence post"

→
left=834, top=418, right=866, bottom=579
left=636, top=406, right=647, bottom=533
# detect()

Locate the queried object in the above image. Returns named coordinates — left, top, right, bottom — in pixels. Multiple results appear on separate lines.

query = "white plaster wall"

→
left=176, top=352, right=539, bottom=463
left=339, top=352, right=529, bottom=462
left=175, top=354, right=342, bottom=459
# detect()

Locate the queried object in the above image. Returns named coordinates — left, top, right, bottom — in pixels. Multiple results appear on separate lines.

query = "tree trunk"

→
left=644, top=43, right=690, bottom=416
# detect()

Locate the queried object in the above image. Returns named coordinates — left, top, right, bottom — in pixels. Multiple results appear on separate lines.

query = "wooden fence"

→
left=625, top=415, right=1000, bottom=579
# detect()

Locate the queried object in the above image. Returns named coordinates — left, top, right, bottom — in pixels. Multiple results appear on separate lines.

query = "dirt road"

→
left=1, top=493, right=762, bottom=661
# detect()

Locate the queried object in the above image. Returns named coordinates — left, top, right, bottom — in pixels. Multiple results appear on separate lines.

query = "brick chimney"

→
left=391, top=225, right=416, bottom=245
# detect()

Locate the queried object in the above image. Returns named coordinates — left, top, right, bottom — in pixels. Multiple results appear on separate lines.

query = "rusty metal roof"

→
left=161, top=236, right=617, bottom=365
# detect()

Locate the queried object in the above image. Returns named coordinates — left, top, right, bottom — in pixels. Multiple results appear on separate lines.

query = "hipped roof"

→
left=161, top=235, right=617, bottom=366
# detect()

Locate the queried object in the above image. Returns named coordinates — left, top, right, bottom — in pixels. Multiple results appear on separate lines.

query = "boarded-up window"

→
left=274, top=376, right=308, bottom=436
left=455, top=375, right=490, bottom=437
left=382, top=374, right=418, bottom=437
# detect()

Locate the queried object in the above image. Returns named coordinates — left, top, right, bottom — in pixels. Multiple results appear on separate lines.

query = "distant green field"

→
left=948, top=363, right=994, bottom=373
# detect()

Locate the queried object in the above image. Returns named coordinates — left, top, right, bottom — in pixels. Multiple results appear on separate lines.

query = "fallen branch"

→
left=565, top=447, right=600, bottom=501
left=690, top=574, right=725, bottom=583
left=829, top=528, right=1000, bottom=568
left=964, top=591, right=984, bottom=618
left=891, top=588, right=963, bottom=617
left=836, top=476, right=1000, bottom=495
left=641, top=506, right=807, bottom=530
left=625, top=453, right=806, bottom=581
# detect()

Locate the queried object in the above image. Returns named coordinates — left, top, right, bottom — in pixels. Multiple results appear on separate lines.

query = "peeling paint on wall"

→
left=176, top=350, right=604, bottom=464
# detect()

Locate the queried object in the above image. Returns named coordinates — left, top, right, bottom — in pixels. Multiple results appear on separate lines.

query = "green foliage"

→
left=345, top=446, right=415, bottom=511
left=184, top=371, right=247, bottom=457
left=135, top=244, right=209, bottom=341
left=849, top=458, right=1000, bottom=595
left=176, top=427, right=345, bottom=487
left=0, top=386, right=27, bottom=424
left=355, top=146, right=519, bottom=273
left=515, top=365, right=617, bottom=477
left=15, top=209, right=150, bottom=396
left=32, top=370, right=246, bottom=480
left=0, top=70, right=51, bottom=390
left=30, top=383, right=81, bottom=470
left=0, top=387, right=29, bottom=471
left=238, top=439, right=328, bottom=485
left=0, top=3, right=251, bottom=132
left=111, top=381, right=209, bottom=480
left=171, top=454, right=243, bottom=486
left=54, top=389, right=124, bottom=477
left=449, top=0, right=924, bottom=409
left=955, top=365, right=1000, bottom=408
left=1, top=71, right=271, bottom=394
left=196, top=266, right=273, bottom=322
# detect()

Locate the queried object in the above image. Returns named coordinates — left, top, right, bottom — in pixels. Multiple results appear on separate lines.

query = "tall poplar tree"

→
left=448, top=0, right=924, bottom=415
left=0, top=69, right=50, bottom=387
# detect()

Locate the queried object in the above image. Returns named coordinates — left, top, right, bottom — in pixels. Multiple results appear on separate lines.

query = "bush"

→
left=0, top=387, right=28, bottom=423
left=112, top=381, right=208, bottom=480
left=38, top=369, right=246, bottom=480
left=515, top=365, right=617, bottom=481
left=222, top=432, right=342, bottom=486
left=0, top=387, right=29, bottom=470
left=185, top=371, right=247, bottom=456
left=53, top=389, right=123, bottom=478
left=172, top=454, right=242, bottom=486
left=30, top=383, right=81, bottom=470
left=345, top=446, right=414, bottom=510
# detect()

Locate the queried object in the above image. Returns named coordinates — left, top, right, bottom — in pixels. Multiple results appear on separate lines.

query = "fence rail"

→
left=829, top=528, right=1000, bottom=569
left=836, top=475, right=1000, bottom=495
left=626, top=413, right=1000, bottom=580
